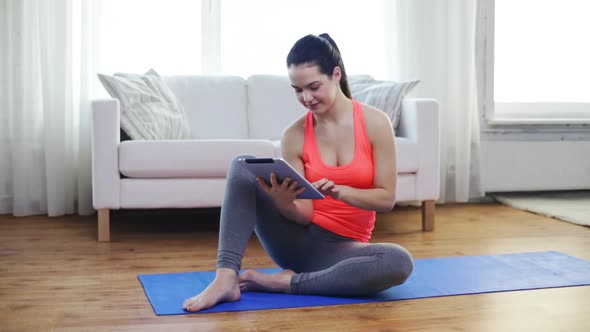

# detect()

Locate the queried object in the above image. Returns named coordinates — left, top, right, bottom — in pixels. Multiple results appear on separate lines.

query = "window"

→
left=219, top=0, right=385, bottom=77
left=485, top=0, right=590, bottom=124
left=95, top=0, right=386, bottom=78
left=96, top=0, right=202, bottom=75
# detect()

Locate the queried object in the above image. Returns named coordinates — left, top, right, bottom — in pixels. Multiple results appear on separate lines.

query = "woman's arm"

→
left=315, top=107, right=397, bottom=213
left=271, top=121, right=314, bottom=224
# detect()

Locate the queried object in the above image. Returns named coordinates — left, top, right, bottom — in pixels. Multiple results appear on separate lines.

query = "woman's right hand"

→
left=257, top=172, right=306, bottom=210
left=312, top=178, right=347, bottom=200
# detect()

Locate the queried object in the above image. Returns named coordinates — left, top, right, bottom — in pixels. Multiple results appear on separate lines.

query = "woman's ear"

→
left=332, top=66, right=342, bottom=82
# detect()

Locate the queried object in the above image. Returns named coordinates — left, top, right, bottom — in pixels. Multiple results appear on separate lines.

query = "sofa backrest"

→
left=164, top=75, right=249, bottom=139
left=164, top=74, right=376, bottom=141
left=247, top=75, right=307, bottom=141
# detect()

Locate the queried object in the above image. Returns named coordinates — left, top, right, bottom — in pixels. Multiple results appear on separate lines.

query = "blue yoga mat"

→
left=138, top=251, right=590, bottom=315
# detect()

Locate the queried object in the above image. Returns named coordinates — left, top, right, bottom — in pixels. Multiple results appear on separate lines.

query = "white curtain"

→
left=386, top=0, right=483, bottom=203
left=0, top=0, right=95, bottom=216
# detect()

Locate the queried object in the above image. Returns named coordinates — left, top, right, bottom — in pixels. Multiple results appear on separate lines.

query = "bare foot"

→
left=238, top=269, right=295, bottom=293
left=182, top=268, right=241, bottom=312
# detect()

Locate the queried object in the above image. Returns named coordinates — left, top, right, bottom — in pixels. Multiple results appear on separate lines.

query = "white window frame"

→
left=481, top=0, right=590, bottom=126
left=201, top=0, right=221, bottom=74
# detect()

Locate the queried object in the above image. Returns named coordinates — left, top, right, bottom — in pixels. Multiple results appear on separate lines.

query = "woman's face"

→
left=288, top=63, right=340, bottom=113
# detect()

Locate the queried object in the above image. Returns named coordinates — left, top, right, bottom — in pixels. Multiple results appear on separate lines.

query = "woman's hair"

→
left=286, top=33, right=352, bottom=98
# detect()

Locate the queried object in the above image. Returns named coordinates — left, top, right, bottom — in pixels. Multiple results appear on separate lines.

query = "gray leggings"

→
left=217, top=155, right=414, bottom=297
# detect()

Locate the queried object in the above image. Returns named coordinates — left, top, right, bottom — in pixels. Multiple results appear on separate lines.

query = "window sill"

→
left=486, top=116, right=590, bottom=126
left=487, top=103, right=590, bottom=125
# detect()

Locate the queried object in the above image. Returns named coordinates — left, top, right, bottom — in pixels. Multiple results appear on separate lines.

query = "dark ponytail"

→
left=286, top=33, right=352, bottom=98
left=318, top=33, right=352, bottom=99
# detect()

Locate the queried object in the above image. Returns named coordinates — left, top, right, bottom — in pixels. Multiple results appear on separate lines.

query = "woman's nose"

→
left=303, top=91, right=313, bottom=103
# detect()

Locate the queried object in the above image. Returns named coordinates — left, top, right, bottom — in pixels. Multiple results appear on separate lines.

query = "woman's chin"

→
left=308, top=103, right=321, bottom=111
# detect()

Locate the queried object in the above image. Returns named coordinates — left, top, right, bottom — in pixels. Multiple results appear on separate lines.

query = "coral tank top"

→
left=302, top=100, right=376, bottom=242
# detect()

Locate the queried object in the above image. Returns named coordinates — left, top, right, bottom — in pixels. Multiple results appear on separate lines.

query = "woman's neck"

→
left=314, top=92, right=352, bottom=125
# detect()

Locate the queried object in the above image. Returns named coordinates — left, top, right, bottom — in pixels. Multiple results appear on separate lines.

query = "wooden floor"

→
left=1, top=203, right=589, bottom=332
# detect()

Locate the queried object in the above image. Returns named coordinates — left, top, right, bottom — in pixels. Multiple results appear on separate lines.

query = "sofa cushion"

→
left=396, top=137, right=419, bottom=173
left=272, top=140, right=282, bottom=158
left=247, top=75, right=308, bottom=140
left=97, top=69, right=192, bottom=140
left=120, top=178, right=227, bottom=209
left=163, top=76, right=250, bottom=139
left=350, top=79, right=420, bottom=130
left=119, top=139, right=275, bottom=178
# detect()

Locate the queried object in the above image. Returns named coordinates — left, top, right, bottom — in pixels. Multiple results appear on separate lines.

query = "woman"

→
left=183, top=33, right=413, bottom=312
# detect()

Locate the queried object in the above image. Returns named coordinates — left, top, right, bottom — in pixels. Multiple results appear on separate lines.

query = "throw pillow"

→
left=350, top=79, right=420, bottom=129
left=97, top=69, right=192, bottom=140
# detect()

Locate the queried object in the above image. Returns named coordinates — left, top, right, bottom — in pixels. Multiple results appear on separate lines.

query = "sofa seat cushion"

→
left=119, top=139, right=275, bottom=178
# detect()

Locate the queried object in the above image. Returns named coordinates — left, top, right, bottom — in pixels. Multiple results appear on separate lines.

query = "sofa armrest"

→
left=91, top=99, right=121, bottom=209
left=397, top=98, right=440, bottom=201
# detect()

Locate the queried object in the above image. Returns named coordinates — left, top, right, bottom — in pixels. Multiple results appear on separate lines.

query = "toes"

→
left=182, top=301, right=193, bottom=311
left=238, top=281, right=248, bottom=292
left=185, top=300, right=203, bottom=312
left=183, top=297, right=200, bottom=311
left=238, top=271, right=250, bottom=282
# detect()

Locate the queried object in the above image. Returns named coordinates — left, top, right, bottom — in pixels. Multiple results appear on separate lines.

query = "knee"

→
left=228, top=154, right=257, bottom=173
left=384, top=244, right=414, bottom=286
left=398, top=247, right=414, bottom=283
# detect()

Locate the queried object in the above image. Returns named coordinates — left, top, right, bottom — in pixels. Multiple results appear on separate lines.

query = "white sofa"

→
left=92, top=75, right=440, bottom=241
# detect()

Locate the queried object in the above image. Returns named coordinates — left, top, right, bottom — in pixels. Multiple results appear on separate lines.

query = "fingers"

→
left=287, top=179, right=298, bottom=191
left=313, top=178, right=335, bottom=191
left=295, top=186, right=306, bottom=195
left=312, top=178, right=341, bottom=198
left=320, top=180, right=335, bottom=191
left=260, top=173, right=306, bottom=198
left=270, top=172, right=279, bottom=187
left=280, top=176, right=292, bottom=190
left=312, top=178, right=329, bottom=188
left=270, top=174, right=300, bottom=192
left=256, top=177, right=270, bottom=192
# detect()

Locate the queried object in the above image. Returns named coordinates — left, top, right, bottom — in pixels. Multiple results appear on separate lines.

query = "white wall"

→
left=481, top=140, right=590, bottom=192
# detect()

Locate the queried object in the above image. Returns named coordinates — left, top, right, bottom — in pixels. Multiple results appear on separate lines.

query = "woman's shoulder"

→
left=282, top=113, right=307, bottom=142
left=357, top=102, right=391, bottom=131
left=280, top=114, right=307, bottom=158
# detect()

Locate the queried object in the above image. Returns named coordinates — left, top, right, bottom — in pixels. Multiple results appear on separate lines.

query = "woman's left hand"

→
left=257, top=173, right=305, bottom=210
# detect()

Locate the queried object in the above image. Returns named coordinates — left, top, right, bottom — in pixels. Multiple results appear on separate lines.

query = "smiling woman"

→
left=180, top=32, right=412, bottom=313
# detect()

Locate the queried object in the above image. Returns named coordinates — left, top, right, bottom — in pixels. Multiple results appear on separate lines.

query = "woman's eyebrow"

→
left=291, top=81, right=320, bottom=89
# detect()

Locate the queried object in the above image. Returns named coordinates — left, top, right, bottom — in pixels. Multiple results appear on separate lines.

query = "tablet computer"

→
left=237, top=157, right=324, bottom=200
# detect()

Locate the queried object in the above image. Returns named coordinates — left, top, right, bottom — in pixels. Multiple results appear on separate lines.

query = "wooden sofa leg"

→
left=98, top=209, right=111, bottom=242
left=421, top=200, right=435, bottom=232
